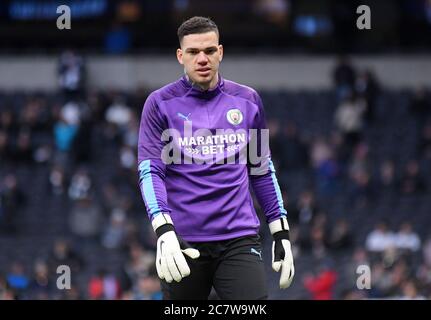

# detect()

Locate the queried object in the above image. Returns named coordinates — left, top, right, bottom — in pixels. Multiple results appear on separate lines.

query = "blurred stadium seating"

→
left=1, top=77, right=430, bottom=299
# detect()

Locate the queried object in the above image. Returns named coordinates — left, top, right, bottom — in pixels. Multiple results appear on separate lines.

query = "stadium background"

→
left=0, top=0, right=431, bottom=300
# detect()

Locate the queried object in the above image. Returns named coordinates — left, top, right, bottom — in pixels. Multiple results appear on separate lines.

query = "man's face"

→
left=177, top=31, right=223, bottom=90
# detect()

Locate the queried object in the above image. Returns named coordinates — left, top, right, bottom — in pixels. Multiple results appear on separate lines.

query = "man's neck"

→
left=185, top=73, right=219, bottom=91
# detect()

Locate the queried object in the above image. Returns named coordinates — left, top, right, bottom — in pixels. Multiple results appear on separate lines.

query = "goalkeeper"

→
left=137, top=16, right=294, bottom=300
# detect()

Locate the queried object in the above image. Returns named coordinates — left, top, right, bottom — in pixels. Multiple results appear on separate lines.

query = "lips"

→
left=196, top=68, right=211, bottom=76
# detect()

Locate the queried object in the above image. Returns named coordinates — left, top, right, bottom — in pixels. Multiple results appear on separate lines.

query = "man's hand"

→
left=153, top=213, right=200, bottom=283
left=269, top=217, right=295, bottom=289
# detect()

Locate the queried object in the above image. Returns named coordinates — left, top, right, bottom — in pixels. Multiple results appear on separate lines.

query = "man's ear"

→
left=177, top=48, right=184, bottom=65
left=218, top=45, right=223, bottom=62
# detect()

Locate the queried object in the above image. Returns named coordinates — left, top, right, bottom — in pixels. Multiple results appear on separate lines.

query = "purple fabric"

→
left=138, top=75, right=287, bottom=242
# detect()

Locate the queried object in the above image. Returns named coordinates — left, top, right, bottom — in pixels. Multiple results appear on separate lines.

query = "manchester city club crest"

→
left=226, top=108, right=243, bottom=125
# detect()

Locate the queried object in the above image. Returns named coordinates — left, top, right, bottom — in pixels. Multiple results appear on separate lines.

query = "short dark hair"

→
left=177, top=16, right=219, bottom=45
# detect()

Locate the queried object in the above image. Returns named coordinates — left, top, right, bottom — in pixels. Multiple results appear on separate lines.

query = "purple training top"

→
left=138, top=74, right=287, bottom=242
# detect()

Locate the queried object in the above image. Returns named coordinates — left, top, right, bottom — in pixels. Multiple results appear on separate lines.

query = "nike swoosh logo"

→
left=160, top=240, right=165, bottom=254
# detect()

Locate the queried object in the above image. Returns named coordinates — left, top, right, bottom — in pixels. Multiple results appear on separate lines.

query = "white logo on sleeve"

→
left=227, top=109, right=243, bottom=125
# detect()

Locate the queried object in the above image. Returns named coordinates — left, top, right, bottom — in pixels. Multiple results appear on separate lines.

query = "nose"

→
left=196, top=51, right=208, bottom=64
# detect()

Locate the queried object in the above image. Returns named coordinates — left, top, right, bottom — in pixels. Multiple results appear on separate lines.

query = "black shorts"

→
left=160, top=234, right=268, bottom=300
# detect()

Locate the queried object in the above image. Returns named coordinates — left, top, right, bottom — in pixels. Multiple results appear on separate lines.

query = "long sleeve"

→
left=137, top=94, right=172, bottom=221
left=248, top=92, right=287, bottom=224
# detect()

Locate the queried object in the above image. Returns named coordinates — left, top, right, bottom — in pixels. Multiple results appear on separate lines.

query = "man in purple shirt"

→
left=138, top=16, right=294, bottom=299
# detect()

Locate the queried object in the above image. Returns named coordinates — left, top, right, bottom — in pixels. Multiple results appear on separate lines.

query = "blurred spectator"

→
left=11, top=130, right=33, bottom=163
left=417, top=265, right=431, bottom=296
left=290, top=190, right=320, bottom=226
left=0, top=174, right=26, bottom=234
left=72, top=112, right=94, bottom=164
left=348, top=168, right=373, bottom=208
left=6, top=262, right=29, bottom=297
left=348, top=142, right=375, bottom=207
left=68, top=168, right=93, bottom=201
left=369, top=262, right=393, bottom=297
left=370, top=259, right=412, bottom=298
left=28, top=259, right=54, bottom=300
left=278, top=121, right=308, bottom=172
left=310, top=137, right=340, bottom=196
left=86, top=90, right=107, bottom=122
left=345, top=247, right=370, bottom=287
left=55, top=100, right=92, bottom=166
left=0, top=130, right=11, bottom=162
left=377, top=159, right=397, bottom=196
left=0, top=109, right=17, bottom=134
left=62, top=285, right=84, bottom=300
left=333, top=56, right=356, bottom=101
left=123, top=218, right=141, bottom=245
left=58, top=50, right=86, bottom=99
left=48, top=165, right=68, bottom=196
left=120, top=243, right=155, bottom=292
left=399, top=280, right=426, bottom=300
left=328, top=218, right=354, bottom=251
left=399, top=160, right=426, bottom=195
left=253, top=0, right=290, bottom=28
left=105, top=96, right=133, bottom=130
left=355, top=69, right=380, bottom=123
left=334, top=94, right=366, bottom=151
left=0, top=273, right=16, bottom=300
left=302, top=213, right=330, bottom=259
left=394, top=222, right=421, bottom=252
left=303, top=260, right=337, bottom=300
left=68, top=197, right=103, bottom=239
left=129, top=273, right=162, bottom=300
left=101, top=182, right=123, bottom=213
left=101, top=208, right=128, bottom=249
left=309, top=224, right=328, bottom=259
left=389, top=260, right=411, bottom=295
left=118, top=145, right=139, bottom=191
left=120, top=145, right=137, bottom=171
left=88, top=269, right=122, bottom=300
left=103, top=95, right=133, bottom=146
left=61, top=101, right=83, bottom=127
left=349, top=142, right=370, bottom=175
left=116, top=0, right=142, bottom=23
left=328, top=130, right=350, bottom=164
left=417, top=240, right=431, bottom=291
left=342, top=289, right=367, bottom=300
left=123, top=113, right=139, bottom=148
left=381, top=246, right=403, bottom=269
left=34, top=144, right=53, bottom=165
left=18, top=98, right=47, bottom=133
left=423, top=235, right=431, bottom=267
left=48, top=239, right=84, bottom=274
left=53, top=115, right=78, bottom=166
left=365, top=221, right=396, bottom=254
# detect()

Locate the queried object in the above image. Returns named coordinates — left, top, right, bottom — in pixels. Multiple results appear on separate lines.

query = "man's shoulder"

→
left=147, top=78, right=187, bottom=103
left=222, top=78, right=261, bottom=105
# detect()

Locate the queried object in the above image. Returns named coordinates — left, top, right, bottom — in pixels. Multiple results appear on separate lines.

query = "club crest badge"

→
left=226, top=109, right=243, bottom=125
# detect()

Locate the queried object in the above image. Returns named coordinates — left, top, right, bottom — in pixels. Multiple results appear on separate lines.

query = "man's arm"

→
left=138, top=94, right=171, bottom=220
left=137, top=94, right=199, bottom=283
left=248, top=91, right=295, bottom=289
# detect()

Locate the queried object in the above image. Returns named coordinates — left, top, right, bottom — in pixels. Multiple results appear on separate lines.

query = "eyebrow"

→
left=185, top=46, right=218, bottom=53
